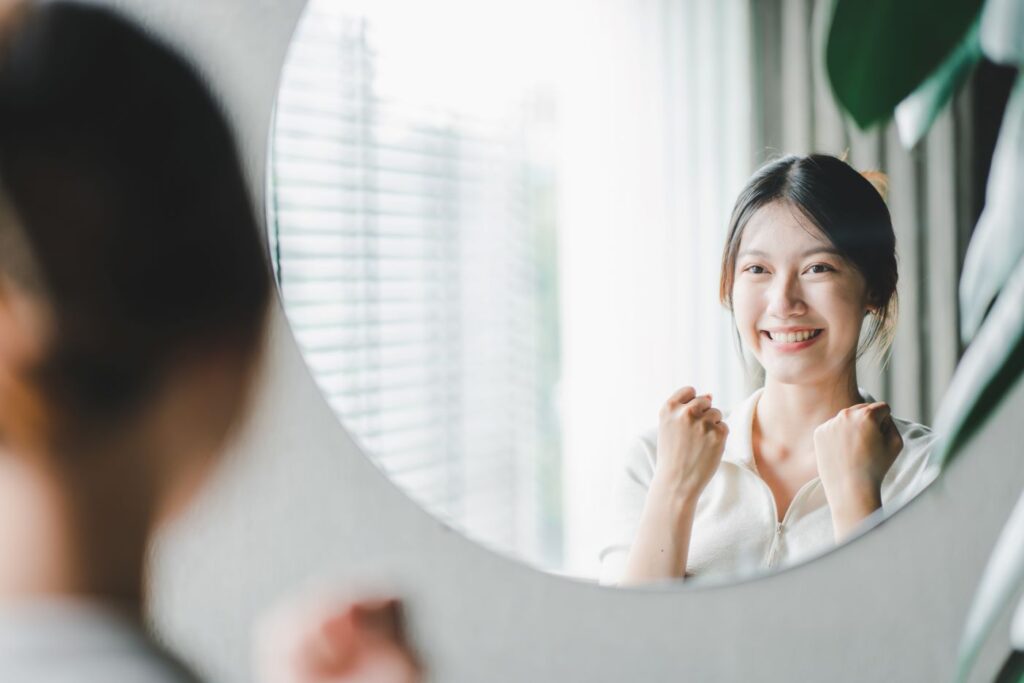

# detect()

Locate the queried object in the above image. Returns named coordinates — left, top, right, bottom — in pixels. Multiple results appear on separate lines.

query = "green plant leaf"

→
left=895, top=18, right=983, bottom=148
left=928, top=253, right=1024, bottom=473
left=1013, top=593, right=1024, bottom=650
left=992, top=651, right=1024, bottom=683
left=960, top=74, right=1024, bottom=344
left=980, top=0, right=1024, bottom=65
left=955, top=491, right=1024, bottom=682
left=826, top=0, right=985, bottom=129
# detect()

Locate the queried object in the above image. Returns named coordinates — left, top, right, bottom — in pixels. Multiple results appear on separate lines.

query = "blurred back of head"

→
left=0, top=1, right=272, bottom=459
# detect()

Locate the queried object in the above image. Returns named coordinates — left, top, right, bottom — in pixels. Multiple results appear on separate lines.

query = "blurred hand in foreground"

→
left=256, top=594, right=422, bottom=683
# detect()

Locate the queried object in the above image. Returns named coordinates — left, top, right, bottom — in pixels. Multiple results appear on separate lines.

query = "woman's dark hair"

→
left=0, top=2, right=272, bottom=434
left=719, top=153, right=898, bottom=358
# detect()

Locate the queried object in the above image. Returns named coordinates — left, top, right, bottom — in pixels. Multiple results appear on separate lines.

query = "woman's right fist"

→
left=653, top=386, right=729, bottom=502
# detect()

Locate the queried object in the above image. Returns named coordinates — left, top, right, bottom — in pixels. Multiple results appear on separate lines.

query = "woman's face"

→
left=731, top=201, right=871, bottom=387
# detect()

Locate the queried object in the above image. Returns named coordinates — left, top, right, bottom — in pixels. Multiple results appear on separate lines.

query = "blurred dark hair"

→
left=719, top=153, right=898, bottom=358
left=0, top=2, right=271, bottom=435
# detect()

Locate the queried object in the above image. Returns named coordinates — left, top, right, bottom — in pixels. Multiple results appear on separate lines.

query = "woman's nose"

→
left=766, top=274, right=806, bottom=318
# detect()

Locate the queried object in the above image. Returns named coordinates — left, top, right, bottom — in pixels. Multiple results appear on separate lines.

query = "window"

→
left=270, top=0, right=563, bottom=568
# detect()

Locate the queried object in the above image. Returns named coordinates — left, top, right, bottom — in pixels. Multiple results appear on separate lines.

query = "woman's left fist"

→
left=814, top=402, right=903, bottom=537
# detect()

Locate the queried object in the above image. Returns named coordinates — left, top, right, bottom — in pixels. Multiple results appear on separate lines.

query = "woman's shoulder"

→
left=882, top=415, right=939, bottom=502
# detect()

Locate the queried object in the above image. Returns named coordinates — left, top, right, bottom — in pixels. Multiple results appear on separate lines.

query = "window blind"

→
left=269, top=3, right=561, bottom=565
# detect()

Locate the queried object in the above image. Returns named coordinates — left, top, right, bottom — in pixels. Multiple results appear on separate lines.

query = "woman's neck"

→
left=754, top=371, right=862, bottom=463
left=0, top=449, right=152, bottom=614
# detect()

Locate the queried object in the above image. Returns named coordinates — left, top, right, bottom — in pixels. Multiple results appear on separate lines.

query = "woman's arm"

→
left=619, top=474, right=700, bottom=583
left=619, top=388, right=728, bottom=585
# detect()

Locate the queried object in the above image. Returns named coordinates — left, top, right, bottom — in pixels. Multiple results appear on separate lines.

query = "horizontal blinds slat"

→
left=317, top=373, right=456, bottom=399
left=299, top=347, right=457, bottom=373
left=285, top=307, right=445, bottom=328
left=275, top=105, right=514, bottom=146
left=274, top=181, right=464, bottom=205
left=284, top=300, right=452, bottom=322
left=274, top=211, right=454, bottom=234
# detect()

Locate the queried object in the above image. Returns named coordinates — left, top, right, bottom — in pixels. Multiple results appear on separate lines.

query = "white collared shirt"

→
left=598, top=389, right=937, bottom=585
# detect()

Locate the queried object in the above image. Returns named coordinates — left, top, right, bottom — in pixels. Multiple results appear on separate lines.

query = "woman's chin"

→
left=759, top=361, right=830, bottom=387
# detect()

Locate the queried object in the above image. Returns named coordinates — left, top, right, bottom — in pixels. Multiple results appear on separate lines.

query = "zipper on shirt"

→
left=766, top=522, right=784, bottom=567
left=761, top=476, right=821, bottom=569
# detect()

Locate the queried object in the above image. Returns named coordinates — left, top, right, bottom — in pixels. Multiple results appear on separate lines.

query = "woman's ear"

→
left=0, top=277, right=50, bottom=368
left=863, top=288, right=881, bottom=315
left=0, top=278, right=52, bottom=457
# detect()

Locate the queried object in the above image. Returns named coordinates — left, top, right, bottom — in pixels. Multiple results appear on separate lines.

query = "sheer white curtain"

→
left=557, top=0, right=753, bottom=575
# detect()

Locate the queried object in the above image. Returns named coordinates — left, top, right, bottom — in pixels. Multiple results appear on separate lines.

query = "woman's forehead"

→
left=739, top=201, right=831, bottom=253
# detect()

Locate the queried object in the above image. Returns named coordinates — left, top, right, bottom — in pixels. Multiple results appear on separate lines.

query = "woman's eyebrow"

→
left=801, top=247, right=843, bottom=258
left=737, top=247, right=843, bottom=259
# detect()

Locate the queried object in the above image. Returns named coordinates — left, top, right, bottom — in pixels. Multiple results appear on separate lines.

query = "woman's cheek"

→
left=814, top=284, right=866, bottom=360
left=731, top=290, right=762, bottom=356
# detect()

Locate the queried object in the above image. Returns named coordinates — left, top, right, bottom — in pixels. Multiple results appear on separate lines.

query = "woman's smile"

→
left=760, top=327, right=824, bottom=351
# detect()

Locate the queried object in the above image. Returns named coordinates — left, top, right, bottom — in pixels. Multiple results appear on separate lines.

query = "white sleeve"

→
left=882, top=419, right=939, bottom=513
left=597, top=432, right=657, bottom=585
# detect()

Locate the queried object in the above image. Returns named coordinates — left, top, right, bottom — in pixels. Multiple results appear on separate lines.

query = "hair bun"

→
left=860, top=170, right=889, bottom=202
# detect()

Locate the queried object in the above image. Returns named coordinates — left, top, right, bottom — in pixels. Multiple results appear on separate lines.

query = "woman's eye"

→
left=807, top=264, right=834, bottom=274
left=744, top=265, right=766, bottom=274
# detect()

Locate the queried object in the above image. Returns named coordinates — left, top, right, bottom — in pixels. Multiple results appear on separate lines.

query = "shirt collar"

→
left=721, top=386, right=876, bottom=471
left=720, top=388, right=761, bottom=470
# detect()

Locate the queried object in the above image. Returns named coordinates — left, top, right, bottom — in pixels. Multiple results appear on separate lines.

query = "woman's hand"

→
left=813, top=401, right=903, bottom=540
left=256, top=594, right=422, bottom=683
left=652, top=386, right=730, bottom=504
left=619, top=387, right=728, bottom=585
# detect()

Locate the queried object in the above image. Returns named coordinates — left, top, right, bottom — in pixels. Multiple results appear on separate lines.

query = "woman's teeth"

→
left=769, top=329, right=821, bottom=343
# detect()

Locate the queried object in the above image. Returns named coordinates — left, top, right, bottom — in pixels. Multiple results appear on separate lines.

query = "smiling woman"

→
left=600, top=154, right=936, bottom=586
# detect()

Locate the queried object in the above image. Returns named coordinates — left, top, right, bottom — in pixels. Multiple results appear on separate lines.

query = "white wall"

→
left=117, top=1, right=1024, bottom=681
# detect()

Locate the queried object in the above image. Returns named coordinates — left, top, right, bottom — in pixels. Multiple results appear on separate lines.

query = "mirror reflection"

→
left=600, top=157, right=935, bottom=585
left=269, top=0, right=984, bottom=583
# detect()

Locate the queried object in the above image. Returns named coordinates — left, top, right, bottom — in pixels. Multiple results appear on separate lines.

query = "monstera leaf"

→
left=978, top=0, right=1024, bottom=65
left=929, top=73, right=1024, bottom=468
left=825, top=0, right=984, bottom=129
left=956, top=489, right=1024, bottom=683
left=894, top=18, right=983, bottom=148
left=959, top=4, right=1024, bottom=343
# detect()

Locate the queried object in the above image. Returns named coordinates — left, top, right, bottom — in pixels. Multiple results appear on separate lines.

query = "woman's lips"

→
left=761, top=328, right=824, bottom=351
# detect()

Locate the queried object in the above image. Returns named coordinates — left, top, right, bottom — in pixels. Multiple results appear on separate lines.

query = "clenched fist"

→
left=813, top=401, right=903, bottom=539
left=653, top=386, right=730, bottom=504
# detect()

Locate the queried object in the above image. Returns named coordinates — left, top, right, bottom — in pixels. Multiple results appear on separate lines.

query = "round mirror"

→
left=268, top=0, right=981, bottom=584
